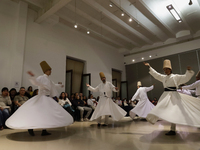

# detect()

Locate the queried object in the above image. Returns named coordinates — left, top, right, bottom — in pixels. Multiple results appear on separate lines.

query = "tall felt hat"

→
left=163, top=59, right=172, bottom=70
left=40, top=61, right=52, bottom=73
left=137, top=81, right=142, bottom=86
left=196, top=71, right=200, bottom=78
left=99, top=72, right=105, bottom=79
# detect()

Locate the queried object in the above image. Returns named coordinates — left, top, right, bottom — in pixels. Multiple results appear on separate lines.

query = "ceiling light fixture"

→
left=189, top=0, right=193, bottom=5
left=121, top=12, right=124, bottom=16
left=132, top=59, right=135, bottom=62
left=166, top=4, right=182, bottom=23
left=74, top=0, right=77, bottom=28
left=149, top=55, right=152, bottom=58
left=129, top=18, right=133, bottom=22
left=87, top=30, right=90, bottom=34
left=109, top=3, right=113, bottom=7
left=142, top=57, right=144, bottom=60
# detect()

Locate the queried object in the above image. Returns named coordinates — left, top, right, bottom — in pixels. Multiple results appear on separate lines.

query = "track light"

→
left=166, top=4, right=182, bottom=23
left=189, top=0, right=193, bottom=5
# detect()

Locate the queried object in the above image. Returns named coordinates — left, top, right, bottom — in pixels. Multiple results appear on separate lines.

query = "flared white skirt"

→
left=130, top=99, right=154, bottom=119
left=6, top=95, right=73, bottom=129
left=90, top=97, right=127, bottom=121
left=146, top=91, right=200, bottom=127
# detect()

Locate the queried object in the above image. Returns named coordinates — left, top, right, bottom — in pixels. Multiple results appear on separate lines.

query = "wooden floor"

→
left=1, top=117, right=200, bottom=150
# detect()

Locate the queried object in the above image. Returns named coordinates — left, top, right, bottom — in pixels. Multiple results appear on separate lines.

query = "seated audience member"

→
left=9, top=88, right=17, bottom=101
left=130, top=100, right=137, bottom=107
left=59, top=92, right=74, bottom=117
left=87, top=94, right=98, bottom=110
left=122, top=98, right=133, bottom=116
left=83, top=96, right=87, bottom=102
left=72, top=95, right=92, bottom=121
left=9, top=88, right=17, bottom=114
left=79, top=93, right=83, bottom=100
left=14, top=87, right=29, bottom=110
left=32, top=89, right=38, bottom=97
left=115, top=96, right=122, bottom=107
left=27, top=86, right=33, bottom=97
left=123, top=98, right=129, bottom=106
left=0, top=87, right=12, bottom=129
left=70, top=93, right=75, bottom=101
left=112, top=97, right=116, bottom=103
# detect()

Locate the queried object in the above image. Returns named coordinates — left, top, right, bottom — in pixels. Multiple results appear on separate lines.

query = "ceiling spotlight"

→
left=129, top=18, right=133, bottom=22
left=132, top=59, right=135, bottom=62
left=109, top=3, right=113, bottom=7
left=74, top=24, right=78, bottom=28
left=87, top=31, right=90, bottom=34
left=149, top=55, right=152, bottom=58
left=189, top=0, right=193, bottom=5
left=121, top=12, right=124, bottom=16
left=142, top=57, right=144, bottom=60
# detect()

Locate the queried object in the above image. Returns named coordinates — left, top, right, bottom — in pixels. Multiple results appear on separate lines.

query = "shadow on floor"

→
left=6, top=129, right=76, bottom=142
left=140, top=130, right=200, bottom=144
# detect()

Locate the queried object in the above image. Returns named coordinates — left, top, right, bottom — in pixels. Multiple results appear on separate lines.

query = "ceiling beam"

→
left=35, top=0, right=72, bottom=23
left=62, top=4, right=139, bottom=47
left=59, top=17, right=125, bottom=48
left=24, top=0, right=43, bottom=8
left=83, top=0, right=153, bottom=45
left=129, top=0, right=175, bottom=38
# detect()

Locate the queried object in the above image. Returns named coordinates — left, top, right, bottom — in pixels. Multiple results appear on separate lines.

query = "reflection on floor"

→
left=1, top=117, right=200, bottom=150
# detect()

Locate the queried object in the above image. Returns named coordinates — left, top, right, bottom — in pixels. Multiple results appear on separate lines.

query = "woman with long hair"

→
left=58, top=92, right=74, bottom=118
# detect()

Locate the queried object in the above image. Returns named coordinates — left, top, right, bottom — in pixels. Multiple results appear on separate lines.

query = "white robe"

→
left=88, top=81, right=126, bottom=121
left=6, top=74, right=73, bottom=129
left=129, top=85, right=155, bottom=119
left=146, top=67, right=200, bottom=127
left=182, top=80, right=200, bottom=96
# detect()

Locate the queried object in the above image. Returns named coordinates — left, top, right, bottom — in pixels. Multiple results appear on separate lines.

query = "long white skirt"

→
left=146, top=91, right=200, bottom=127
left=6, top=95, right=73, bottom=129
left=129, top=99, right=154, bottom=119
left=90, top=97, right=127, bottom=121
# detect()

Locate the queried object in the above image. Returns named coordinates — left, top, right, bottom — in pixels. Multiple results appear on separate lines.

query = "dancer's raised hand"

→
left=143, top=62, right=150, bottom=67
left=27, top=71, right=34, bottom=77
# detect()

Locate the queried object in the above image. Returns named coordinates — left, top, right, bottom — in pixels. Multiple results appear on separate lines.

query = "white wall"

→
left=0, top=0, right=124, bottom=97
left=22, top=9, right=125, bottom=96
left=0, top=0, right=26, bottom=91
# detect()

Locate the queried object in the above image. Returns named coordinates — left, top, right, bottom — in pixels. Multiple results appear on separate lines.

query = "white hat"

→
left=163, top=59, right=172, bottom=70
left=137, top=81, right=142, bottom=86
